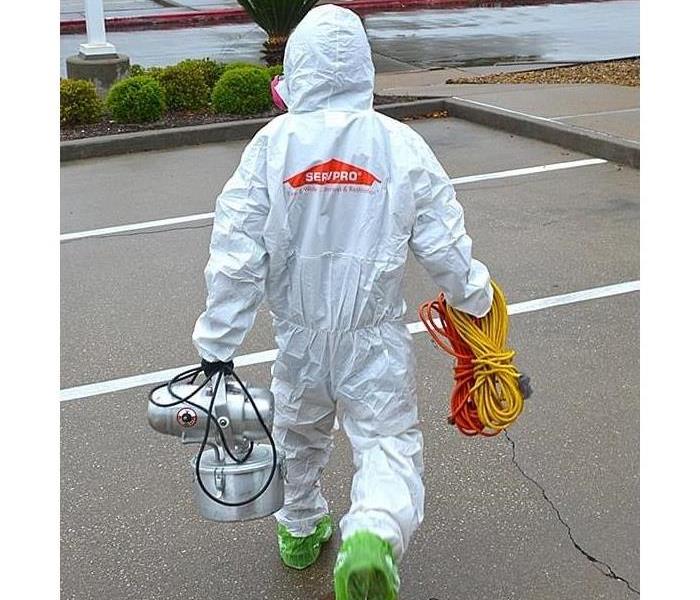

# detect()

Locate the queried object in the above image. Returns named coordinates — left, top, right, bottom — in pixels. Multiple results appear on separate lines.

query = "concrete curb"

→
left=443, top=98, right=639, bottom=168
left=60, top=0, right=612, bottom=34
left=60, top=99, right=446, bottom=162
left=61, top=97, right=639, bottom=167
left=61, top=98, right=638, bottom=168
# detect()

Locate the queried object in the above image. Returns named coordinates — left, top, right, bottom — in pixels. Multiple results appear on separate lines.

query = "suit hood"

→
left=276, top=5, right=375, bottom=113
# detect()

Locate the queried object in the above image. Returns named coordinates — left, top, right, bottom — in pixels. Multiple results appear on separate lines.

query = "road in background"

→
left=60, top=1, right=640, bottom=74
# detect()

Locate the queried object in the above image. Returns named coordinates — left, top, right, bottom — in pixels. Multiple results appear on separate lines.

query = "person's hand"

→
left=201, top=359, right=234, bottom=379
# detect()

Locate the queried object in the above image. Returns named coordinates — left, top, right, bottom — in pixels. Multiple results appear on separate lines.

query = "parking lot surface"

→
left=61, top=115, right=639, bottom=599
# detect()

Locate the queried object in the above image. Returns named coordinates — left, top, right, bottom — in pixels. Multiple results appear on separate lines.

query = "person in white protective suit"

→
left=192, top=5, right=492, bottom=599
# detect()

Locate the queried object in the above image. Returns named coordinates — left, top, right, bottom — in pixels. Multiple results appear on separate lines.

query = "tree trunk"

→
left=263, top=35, right=288, bottom=67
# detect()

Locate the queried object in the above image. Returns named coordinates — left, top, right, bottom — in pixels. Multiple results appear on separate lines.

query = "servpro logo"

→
left=284, top=159, right=381, bottom=189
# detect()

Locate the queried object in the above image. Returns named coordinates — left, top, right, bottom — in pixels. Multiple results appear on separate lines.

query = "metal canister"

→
left=190, top=445, right=285, bottom=522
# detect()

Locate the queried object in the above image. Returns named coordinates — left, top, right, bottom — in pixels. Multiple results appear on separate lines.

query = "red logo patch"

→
left=284, top=159, right=381, bottom=188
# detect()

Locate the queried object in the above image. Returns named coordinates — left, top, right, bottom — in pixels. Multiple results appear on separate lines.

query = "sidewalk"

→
left=60, top=1, right=236, bottom=21
left=376, top=66, right=640, bottom=143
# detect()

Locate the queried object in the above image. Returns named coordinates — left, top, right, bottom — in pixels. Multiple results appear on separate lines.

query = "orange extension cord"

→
left=418, top=282, right=525, bottom=437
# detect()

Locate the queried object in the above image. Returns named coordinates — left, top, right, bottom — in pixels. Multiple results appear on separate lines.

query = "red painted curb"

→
left=60, top=0, right=612, bottom=34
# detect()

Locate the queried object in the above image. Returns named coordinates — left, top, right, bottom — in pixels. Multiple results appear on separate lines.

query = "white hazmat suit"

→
left=193, top=4, right=492, bottom=561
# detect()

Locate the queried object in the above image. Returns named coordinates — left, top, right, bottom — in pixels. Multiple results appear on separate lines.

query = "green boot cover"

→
left=277, top=514, right=333, bottom=570
left=333, top=531, right=400, bottom=600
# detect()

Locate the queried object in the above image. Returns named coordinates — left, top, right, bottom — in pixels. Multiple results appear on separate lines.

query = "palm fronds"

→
left=238, top=0, right=320, bottom=38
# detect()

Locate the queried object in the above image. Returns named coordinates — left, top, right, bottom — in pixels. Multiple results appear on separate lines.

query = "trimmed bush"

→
left=145, top=66, right=165, bottom=81
left=158, top=62, right=211, bottom=111
left=60, top=79, right=103, bottom=127
left=129, top=64, right=147, bottom=77
left=129, top=65, right=165, bottom=80
left=223, top=61, right=263, bottom=73
left=106, top=76, right=166, bottom=123
left=267, top=65, right=283, bottom=79
left=177, top=58, right=225, bottom=90
left=211, top=67, right=272, bottom=115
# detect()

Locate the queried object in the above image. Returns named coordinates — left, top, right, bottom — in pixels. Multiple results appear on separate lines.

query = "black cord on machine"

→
left=149, top=364, right=278, bottom=508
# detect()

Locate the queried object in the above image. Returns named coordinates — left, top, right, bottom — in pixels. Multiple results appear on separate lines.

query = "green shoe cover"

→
left=277, top=514, right=333, bottom=570
left=334, top=531, right=399, bottom=600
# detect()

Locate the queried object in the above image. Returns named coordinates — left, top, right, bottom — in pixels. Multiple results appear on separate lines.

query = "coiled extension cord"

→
left=419, top=280, right=526, bottom=436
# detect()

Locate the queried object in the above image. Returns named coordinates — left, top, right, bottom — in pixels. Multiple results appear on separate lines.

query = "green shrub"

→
left=177, top=58, right=225, bottom=90
left=129, top=64, right=147, bottom=77
left=129, top=64, right=165, bottom=79
left=142, top=66, right=165, bottom=82
left=60, top=79, right=103, bottom=127
left=106, top=76, right=166, bottom=123
left=267, top=64, right=283, bottom=79
left=158, top=63, right=211, bottom=111
left=211, top=67, right=272, bottom=115
left=223, top=61, right=263, bottom=73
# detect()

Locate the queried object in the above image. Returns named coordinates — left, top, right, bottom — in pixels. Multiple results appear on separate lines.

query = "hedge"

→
left=60, top=79, right=103, bottom=127
left=106, top=76, right=166, bottom=123
left=211, top=67, right=273, bottom=115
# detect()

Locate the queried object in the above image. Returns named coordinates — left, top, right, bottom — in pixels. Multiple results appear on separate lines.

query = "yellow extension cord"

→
left=420, top=280, right=525, bottom=435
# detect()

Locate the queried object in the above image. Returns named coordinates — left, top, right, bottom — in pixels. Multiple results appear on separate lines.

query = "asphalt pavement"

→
left=60, top=116, right=639, bottom=599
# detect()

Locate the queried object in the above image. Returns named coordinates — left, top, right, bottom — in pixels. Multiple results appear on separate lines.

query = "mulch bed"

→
left=446, top=58, right=640, bottom=87
left=60, top=95, right=427, bottom=141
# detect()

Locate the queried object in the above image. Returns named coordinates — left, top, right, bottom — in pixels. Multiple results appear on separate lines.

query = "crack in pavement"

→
left=504, top=430, right=640, bottom=595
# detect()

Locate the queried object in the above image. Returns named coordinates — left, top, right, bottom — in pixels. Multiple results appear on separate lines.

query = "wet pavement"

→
left=61, top=116, right=639, bottom=598
left=60, top=1, right=640, bottom=75
left=367, top=1, right=639, bottom=68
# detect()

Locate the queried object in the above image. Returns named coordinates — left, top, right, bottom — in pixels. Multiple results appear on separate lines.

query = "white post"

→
left=79, top=0, right=117, bottom=58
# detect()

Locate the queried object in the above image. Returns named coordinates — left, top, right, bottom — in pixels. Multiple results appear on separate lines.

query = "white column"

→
left=79, top=0, right=117, bottom=57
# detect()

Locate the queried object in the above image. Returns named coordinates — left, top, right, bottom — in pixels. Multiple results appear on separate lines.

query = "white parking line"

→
left=554, top=108, right=640, bottom=120
left=449, top=158, right=605, bottom=185
left=449, top=97, right=640, bottom=138
left=60, top=279, right=639, bottom=402
left=450, top=97, right=559, bottom=123
left=60, top=211, right=215, bottom=242
left=60, top=158, right=607, bottom=242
